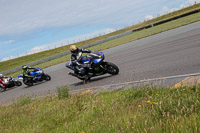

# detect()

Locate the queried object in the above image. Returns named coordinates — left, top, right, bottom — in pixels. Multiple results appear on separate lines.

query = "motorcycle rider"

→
left=22, top=65, right=39, bottom=80
left=0, top=74, right=8, bottom=91
left=68, top=45, right=99, bottom=78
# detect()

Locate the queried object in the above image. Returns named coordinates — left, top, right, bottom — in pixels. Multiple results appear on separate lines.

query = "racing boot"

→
left=68, top=72, right=78, bottom=77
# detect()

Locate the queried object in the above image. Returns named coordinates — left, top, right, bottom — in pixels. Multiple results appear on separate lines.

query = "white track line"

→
left=71, top=72, right=200, bottom=92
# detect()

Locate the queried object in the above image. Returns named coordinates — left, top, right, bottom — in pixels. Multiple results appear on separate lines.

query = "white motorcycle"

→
left=3, top=76, right=22, bottom=88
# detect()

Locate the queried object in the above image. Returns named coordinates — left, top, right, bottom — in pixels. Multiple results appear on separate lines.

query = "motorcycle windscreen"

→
left=92, top=52, right=104, bottom=64
left=97, top=52, right=105, bottom=60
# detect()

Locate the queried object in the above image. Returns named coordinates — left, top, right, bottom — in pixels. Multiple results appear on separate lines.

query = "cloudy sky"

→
left=0, top=0, right=199, bottom=61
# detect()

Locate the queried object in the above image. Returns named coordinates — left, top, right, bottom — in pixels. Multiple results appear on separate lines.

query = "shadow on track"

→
left=21, top=81, right=49, bottom=89
left=0, top=81, right=48, bottom=92
left=71, top=75, right=113, bottom=86
left=0, top=86, right=19, bottom=93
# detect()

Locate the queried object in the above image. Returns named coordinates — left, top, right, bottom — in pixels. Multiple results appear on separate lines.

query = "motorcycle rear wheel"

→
left=23, top=78, right=33, bottom=86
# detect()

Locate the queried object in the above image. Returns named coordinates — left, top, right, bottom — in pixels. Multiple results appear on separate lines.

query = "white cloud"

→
left=0, top=40, right=15, bottom=45
left=144, top=0, right=199, bottom=20
left=181, top=0, right=200, bottom=8
left=161, top=6, right=170, bottom=15
left=161, top=0, right=200, bottom=15
left=1, top=55, right=17, bottom=62
left=145, top=15, right=154, bottom=20
left=160, top=6, right=179, bottom=15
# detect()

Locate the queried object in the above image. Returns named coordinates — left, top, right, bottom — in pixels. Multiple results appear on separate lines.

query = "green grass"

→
left=0, top=85, right=200, bottom=132
left=0, top=3, right=200, bottom=73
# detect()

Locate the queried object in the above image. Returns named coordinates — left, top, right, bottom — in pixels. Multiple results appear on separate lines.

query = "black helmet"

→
left=22, top=65, right=28, bottom=70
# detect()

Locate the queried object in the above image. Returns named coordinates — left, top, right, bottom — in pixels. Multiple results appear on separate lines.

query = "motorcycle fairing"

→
left=82, top=51, right=104, bottom=66
left=29, top=68, right=43, bottom=78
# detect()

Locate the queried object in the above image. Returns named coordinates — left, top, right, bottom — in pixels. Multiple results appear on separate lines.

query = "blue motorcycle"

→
left=66, top=51, right=119, bottom=82
left=18, top=68, right=51, bottom=86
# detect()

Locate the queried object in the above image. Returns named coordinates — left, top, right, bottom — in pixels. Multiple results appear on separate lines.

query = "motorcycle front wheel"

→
left=103, top=62, right=119, bottom=75
left=43, top=74, right=51, bottom=81
left=15, top=81, right=22, bottom=86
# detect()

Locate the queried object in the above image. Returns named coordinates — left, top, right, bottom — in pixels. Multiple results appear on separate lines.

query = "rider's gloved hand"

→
left=72, top=60, right=81, bottom=65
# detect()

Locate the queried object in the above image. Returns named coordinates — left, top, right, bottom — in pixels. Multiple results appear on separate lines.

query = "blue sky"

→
left=0, top=0, right=199, bottom=61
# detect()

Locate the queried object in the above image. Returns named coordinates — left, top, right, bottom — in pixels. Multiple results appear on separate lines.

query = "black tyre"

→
left=44, top=74, right=51, bottom=81
left=15, top=81, right=22, bottom=86
left=104, top=62, right=119, bottom=75
left=23, top=78, right=33, bottom=86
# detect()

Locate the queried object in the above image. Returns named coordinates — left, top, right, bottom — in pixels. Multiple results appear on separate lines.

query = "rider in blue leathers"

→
left=68, top=45, right=99, bottom=78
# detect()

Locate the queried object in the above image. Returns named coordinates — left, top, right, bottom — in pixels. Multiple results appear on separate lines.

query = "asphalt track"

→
left=1, top=21, right=200, bottom=105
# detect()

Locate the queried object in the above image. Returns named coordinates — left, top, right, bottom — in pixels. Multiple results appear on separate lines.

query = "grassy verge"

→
left=10, top=12, right=200, bottom=77
left=0, top=3, right=200, bottom=73
left=0, top=85, right=199, bottom=132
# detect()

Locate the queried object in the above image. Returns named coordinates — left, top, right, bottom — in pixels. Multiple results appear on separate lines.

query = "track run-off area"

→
left=1, top=21, right=200, bottom=105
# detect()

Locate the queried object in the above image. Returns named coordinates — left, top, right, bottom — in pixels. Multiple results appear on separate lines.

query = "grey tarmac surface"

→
left=1, top=21, right=200, bottom=105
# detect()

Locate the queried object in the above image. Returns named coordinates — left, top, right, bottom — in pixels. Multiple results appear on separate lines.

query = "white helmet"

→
left=0, top=74, right=3, bottom=79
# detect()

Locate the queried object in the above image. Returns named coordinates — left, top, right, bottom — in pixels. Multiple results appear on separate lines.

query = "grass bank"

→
left=0, top=85, right=199, bottom=132
left=0, top=3, right=200, bottom=73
